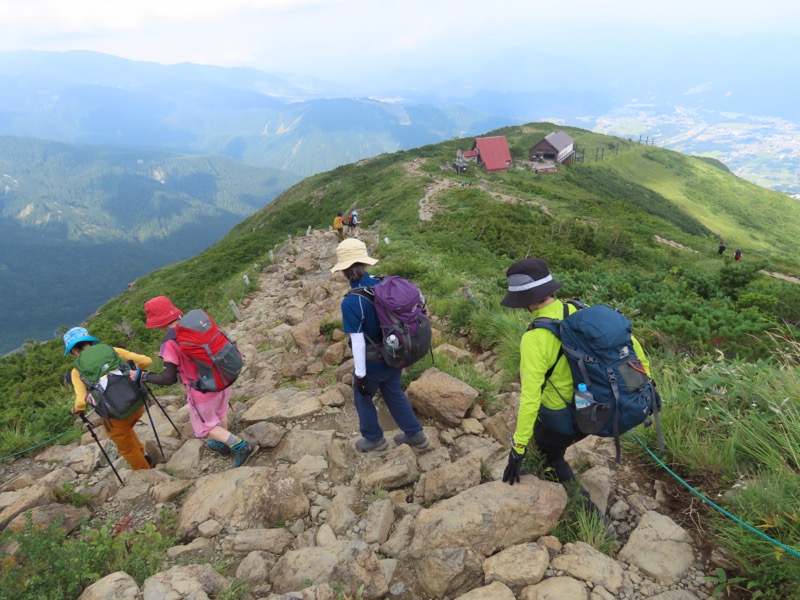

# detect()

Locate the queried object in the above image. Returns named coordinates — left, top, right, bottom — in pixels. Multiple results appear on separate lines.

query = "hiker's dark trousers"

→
left=534, top=420, right=587, bottom=483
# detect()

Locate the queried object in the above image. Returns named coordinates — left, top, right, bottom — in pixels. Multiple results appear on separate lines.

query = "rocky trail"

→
left=0, top=229, right=726, bottom=600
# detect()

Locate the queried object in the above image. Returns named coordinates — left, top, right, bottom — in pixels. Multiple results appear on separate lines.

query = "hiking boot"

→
left=354, top=437, right=388, bottom=452
left=393, top=431, right=430, bottom=449
left=144, top=453, right=155, bottom=468
left=207, top=439, right=232, bottom=457
left=232, top=441, right=259, bottom=467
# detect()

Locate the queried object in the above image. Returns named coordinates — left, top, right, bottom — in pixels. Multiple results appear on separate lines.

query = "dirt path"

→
left=403, top=159, right=553, bottom=220
left=654, top=235, right=699, bottom=253
left=763, top=270, right=800, bottom=285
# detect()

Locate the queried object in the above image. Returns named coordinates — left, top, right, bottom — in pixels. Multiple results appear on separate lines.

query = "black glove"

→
left=502, top=448, right=525, bottom=485
left=356, top=377, right=371, bottom=396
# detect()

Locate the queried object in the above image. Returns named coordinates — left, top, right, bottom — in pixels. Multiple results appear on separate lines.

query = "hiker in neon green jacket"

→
left=500, top=258, right=651, bottom=492
left=512, top=296, right=651, bottom=454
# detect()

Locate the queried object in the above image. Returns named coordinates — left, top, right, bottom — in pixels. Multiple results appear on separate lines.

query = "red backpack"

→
left=175, top=309, right=244, bottom=391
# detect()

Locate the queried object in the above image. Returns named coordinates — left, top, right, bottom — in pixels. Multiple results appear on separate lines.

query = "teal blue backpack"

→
left=531, top=300, right=664, bottom=461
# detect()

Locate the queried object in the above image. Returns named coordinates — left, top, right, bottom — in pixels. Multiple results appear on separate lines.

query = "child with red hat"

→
left=140, top=296, right=258, bottom=468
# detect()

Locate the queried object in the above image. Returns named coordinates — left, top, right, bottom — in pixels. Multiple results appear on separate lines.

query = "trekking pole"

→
left=143, top=384, right=182, bottom=436
left=79, top=413, right=124, bottom=486
left=140, top=393, right=165, bottom=460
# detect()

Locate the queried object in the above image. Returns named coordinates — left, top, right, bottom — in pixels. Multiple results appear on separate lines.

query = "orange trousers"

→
left=104, top=406, right=150, bottom=470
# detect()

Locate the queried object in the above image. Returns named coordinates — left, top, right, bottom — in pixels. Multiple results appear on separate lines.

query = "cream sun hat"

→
left=330, top=238, right=378, bottom=273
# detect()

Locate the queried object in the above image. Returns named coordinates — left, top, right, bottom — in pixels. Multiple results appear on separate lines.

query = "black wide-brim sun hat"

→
left=500, top=258, right=563, bottom=308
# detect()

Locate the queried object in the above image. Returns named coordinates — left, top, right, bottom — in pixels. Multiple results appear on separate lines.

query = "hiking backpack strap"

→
left=162, top=328, right=205, bottom=423
left=346, top=286, right=380, bottom=347
left=651, top=384, right=665, bottom=452
left=608, top=368, right=623, bottom=462
left=529, top=299, right=585, bottom=395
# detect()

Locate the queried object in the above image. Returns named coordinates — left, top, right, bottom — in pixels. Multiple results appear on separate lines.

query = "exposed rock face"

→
left=618, top=511, right=695, bottom=584
left=407, top=478, right=567, bottom=597
left=177, top=467, right=309, bottom=537
left=269, top=541, right=388, bottom=599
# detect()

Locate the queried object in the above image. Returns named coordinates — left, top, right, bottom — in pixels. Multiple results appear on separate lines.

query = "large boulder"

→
left=482, top=542, right=550, bottom=591
left=482, top=406, right=518, bottom=446
left=455, top=581, right=516, bottom=600
left=414, top=454, right=482, bottom=504
left=290, top=316, right=326, bottom=351
left=270, top=541, right=389, bottom=600
left=354, top=444, right=420, bottom=491
left=6, top=503, right=90, bottom=534
left=273, top=429, right=335, bottom=463
left=164, top=438, right=202, bottom=478
left=406, top=368, right=478, bottom=426
left=520, top=576, right=588, bottom=600
left=550, top=541, right=624, bottom=594
left=407, top=477, right=567, bottom=598
left=142, top=563, right=229, bottom=600
left=222, top=528, right=295, bottom=554
left=77, top=571, right=139, bottom=600
left=177, top=467, right=308, bottom=538
left=0, top=483, right=57, bottom=529
left=618, top=511, right=695, bottom=585
left=242, top=387, right=323, bottom=423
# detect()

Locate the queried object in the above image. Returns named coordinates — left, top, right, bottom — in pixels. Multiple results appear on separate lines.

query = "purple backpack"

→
left=348, top=276, right=433, bottom=368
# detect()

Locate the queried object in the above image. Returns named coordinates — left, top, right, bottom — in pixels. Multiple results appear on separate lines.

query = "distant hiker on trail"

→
left=735, top=249, right=742, bottom=261
left=333, top=212, right=345, bottom=241
left=717, top=242, right=726, bottom=255
left=499, top=258, right=656, bottom=522
left=331, top=238, right=429, bottom=452
left=347, top=211, right=359, bottom=237
left=142, top=296, right=258, bottom=468
left=63, top=327, right=154, bottom=470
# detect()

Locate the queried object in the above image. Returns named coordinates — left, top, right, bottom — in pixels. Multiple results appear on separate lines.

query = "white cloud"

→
left=682, top=82, right=714, bottom=96
left=0, top=0, right=799, bottom=85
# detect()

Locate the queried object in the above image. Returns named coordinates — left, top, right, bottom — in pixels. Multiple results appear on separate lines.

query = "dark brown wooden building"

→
left=530, top=131, right=575, bottom=165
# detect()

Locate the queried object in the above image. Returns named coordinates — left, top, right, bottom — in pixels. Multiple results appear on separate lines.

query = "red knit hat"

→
left=144, top=296, right=183, bottom=328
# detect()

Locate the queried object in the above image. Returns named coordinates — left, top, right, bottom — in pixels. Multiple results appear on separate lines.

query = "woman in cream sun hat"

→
left=330, top=238, right=378, bottom=273
left=331, top=238, right=429, bottom=453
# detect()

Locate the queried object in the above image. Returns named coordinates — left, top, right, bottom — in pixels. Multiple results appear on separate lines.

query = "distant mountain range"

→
left=0, top=135, right=297, bottom=353
left=2, top=50, right=797, bottom=194
left=0, top=50, right=513, bottom=178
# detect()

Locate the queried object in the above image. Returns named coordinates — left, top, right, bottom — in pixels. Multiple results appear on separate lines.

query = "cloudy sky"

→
left=1, top=0, right=798, bottom=93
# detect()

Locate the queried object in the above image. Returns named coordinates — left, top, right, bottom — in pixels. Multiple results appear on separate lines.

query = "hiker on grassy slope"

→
left=63, top=327, right=154, bottom=470
left=500, top=258, right=653, bottom=515
left=331, top=239, right=429, bottom=452
left=141, top=296, right=258, bottom=468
